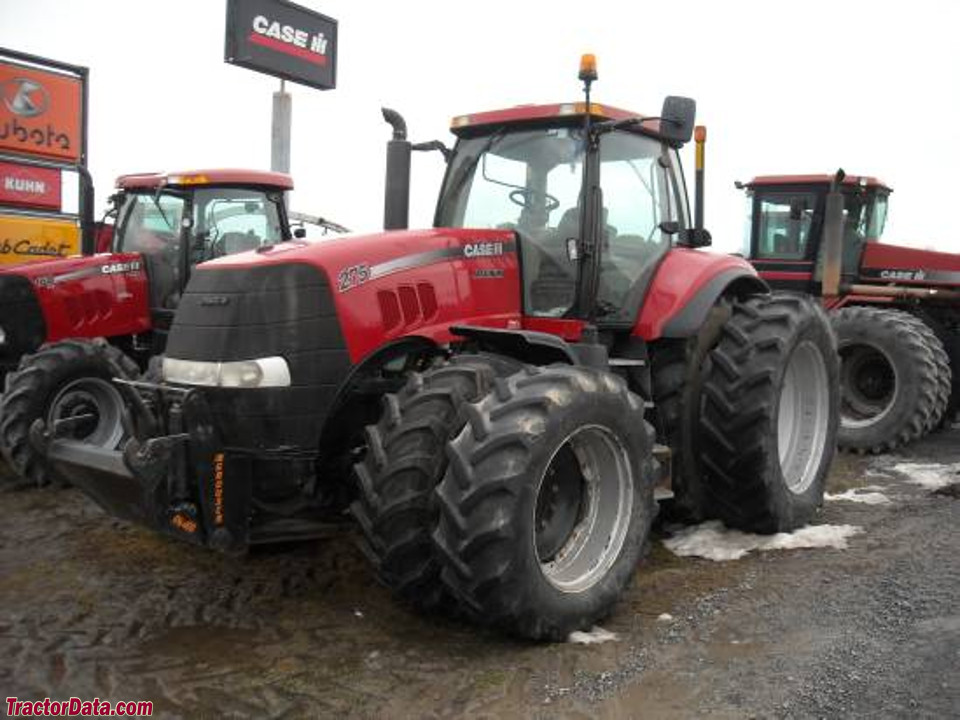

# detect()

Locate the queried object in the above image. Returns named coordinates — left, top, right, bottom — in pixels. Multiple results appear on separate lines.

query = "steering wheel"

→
left=509, top=188, right=560, bottom=213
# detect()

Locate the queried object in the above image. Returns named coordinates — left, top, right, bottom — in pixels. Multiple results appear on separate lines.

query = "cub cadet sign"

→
left=0, top=214, right=79, bottom=265
left=225, top=0, right=337, bottom=90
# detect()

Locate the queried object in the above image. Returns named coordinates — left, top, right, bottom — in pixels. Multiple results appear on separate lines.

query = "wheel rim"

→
left=47, top=377, right=125, bottom=448
left=777, top=340, right=830, bottom=494
left=838, top=343, right=897, bottom=429
left=534, top=425, right=634, bottom=594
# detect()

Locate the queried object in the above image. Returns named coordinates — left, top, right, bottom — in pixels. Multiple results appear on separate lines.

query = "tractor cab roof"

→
left=746, top=174, right=891, bottom=192
left=116, top=169, right=294, bottom=191
left=450, top=102, right=664, bottom=139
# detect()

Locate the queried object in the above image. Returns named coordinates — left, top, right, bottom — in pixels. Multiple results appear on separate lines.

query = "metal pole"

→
left=271, top=79, right=292, bottom=174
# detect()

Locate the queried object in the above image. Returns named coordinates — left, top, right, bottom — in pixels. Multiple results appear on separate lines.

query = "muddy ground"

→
left=1, top=432, right=958, bottom=720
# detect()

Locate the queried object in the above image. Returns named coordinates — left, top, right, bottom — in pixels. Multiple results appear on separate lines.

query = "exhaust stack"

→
left=821, top=169, right=846, bottom=298
left=382, top=108, right=411, bottom=230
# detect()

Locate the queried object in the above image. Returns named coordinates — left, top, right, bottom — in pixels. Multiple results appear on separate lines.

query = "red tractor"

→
left=0, top=169, right=298, bottom=487
left=32, top=58, right=839, bottom=640
left=742, top=171, right=959, bottom=453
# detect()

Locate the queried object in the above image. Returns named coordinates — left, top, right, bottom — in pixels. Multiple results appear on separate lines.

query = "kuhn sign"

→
left=225, top=0, right=337, bottom=90
left=0, top=160, right=61, bottom=210
left=0, top=60, right=84, bottom=163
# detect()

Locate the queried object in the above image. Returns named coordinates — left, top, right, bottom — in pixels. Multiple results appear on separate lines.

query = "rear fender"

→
left=633, top=249, right=767, bottom=341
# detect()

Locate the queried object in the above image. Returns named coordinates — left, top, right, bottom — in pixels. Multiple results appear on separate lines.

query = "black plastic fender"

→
left=661, top=269, right=768, bottom=338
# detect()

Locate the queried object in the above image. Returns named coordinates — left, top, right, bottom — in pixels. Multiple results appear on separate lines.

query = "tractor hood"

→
left=0, top=252, right=151, bottom=352
left=177, top=227, right=523, bottom=364
left=860, top=243, right=960, bottom=286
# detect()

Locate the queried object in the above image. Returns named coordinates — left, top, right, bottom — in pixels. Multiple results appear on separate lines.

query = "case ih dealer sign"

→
left=225, top=0, right=337, bottom=90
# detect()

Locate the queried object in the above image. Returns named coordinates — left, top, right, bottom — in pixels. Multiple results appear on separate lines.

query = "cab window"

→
left=755, top=192, right=817, bottom=260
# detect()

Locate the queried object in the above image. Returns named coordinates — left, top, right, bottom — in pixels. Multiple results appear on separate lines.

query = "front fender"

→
left=633, top=249, right=767, bottom=341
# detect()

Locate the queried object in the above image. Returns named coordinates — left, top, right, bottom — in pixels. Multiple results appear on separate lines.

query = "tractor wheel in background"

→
left=831, top=307, right=949, bottom=453
left=908, top=310, right=959, bottom=424
left=433, top=364, right=656, bottom=641
left=650, top=302, right=730, bottom=523
left=350, top=353, right=518, bottom=613
left=698, top=293, right=839, bottom=533
left=0, top=339, right=140, bottom=489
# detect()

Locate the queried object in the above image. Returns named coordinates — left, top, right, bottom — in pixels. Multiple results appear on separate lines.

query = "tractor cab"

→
left=434, top=104, right=692, bottom=324
left=110, top=169, right=294, bottom=329
left=742, top=174, right=891, bottom=294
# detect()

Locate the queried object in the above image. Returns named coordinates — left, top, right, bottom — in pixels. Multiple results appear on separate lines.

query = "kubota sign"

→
left=0, top=60, right=83, bottom=162
left=225, top=0, right=337, bottom=90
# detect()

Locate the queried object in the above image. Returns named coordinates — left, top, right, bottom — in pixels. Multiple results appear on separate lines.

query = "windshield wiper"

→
left=150, top=189, right=174, bottom=231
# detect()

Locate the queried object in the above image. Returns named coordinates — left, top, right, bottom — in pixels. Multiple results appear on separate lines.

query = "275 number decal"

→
left=337, top=263, right=370, bottom=292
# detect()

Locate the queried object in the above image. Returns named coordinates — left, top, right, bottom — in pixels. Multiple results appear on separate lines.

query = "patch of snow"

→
left=889, top=462, right=960, bottom=490
left=663, top=521, right=863, bottom=562
left=568, top=626, right=619, bottom=645
left=825, top=488, right=891, bottom=505
left=657, top=613, right=674, bottom=623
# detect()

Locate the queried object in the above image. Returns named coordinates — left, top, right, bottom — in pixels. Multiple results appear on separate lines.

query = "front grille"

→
left=0, top=274, right=46, bottom=371
left=167, top=263, right=351, bottom=448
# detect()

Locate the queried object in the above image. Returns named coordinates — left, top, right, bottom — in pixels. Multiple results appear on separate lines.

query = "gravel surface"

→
left=1, top=431, right=958, bottom=719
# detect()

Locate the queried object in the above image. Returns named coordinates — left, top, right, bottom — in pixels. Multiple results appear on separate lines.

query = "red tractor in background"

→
left=742, top=172, right=960, bottom=453
left=31, top=58, right=839, bottom=640
left=0, top=168, right=298, bottom=487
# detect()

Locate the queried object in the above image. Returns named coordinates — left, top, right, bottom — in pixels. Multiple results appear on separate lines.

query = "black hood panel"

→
left=167, top=263, right=351, bottom=448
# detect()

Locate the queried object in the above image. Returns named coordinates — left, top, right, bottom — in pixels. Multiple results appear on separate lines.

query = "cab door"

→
left=747, top=188, right=823, bottom=295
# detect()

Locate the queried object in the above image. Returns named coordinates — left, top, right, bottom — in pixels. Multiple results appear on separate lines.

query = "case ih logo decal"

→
left=249, top=15, right=330, bottom=64
left=878, top=269, right=926, bottom=282
left=463, top=241, right=504, bottom=258
left=101, top=260, right=142, bottom=275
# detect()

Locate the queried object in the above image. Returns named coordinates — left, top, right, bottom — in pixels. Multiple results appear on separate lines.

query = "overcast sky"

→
left=2, top=0, right=957, bottom=252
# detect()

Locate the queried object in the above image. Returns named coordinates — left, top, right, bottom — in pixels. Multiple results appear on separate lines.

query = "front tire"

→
left=698, top=294, right=839, bottom=533
left=434, top=365, right=656, bottom=641
left=0, top=339, right=139, bottom=488
left=350, top=354, right=517, bottom=612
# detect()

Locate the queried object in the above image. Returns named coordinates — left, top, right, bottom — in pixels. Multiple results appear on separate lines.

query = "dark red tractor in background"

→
left=32, top=58, right=839, bottom=640
left=742, top=172, right=960, bottom=453
left=0, top=169, right=297, bottom=487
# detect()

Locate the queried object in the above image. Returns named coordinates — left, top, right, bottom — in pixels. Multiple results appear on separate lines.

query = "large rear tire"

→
left=434, top=365, right=656, bottom=641
left=0, top=339, right=139, bottom=488
left=699, top=294, right=839, bottom=533
left=831, top=307, right=949, bottom=453
left=350, top=354, right=517, bottom=613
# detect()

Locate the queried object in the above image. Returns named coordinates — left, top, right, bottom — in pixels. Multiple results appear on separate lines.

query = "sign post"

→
left=271, top=80, right=292, bottom=174
left=225, top=0, right=337, bottom=175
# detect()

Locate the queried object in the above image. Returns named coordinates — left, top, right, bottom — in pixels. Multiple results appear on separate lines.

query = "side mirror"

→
left=660, top=96, right=696, bottom=147
left=293, top=227, right=306, bottom=239
left=680, top=227, right=712, bottom=248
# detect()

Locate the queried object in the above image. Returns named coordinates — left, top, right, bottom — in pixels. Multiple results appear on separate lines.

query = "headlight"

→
left=0, top=326, right=6, bottom=346
left=162, top=356, right=291, bottom=388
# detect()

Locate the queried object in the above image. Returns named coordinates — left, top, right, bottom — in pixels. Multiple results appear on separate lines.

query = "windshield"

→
left=436, top=127, right=681, bottom=318
left=116, top=187, right=286, bottom=258
left=191, top=187, right=287, bottom=260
